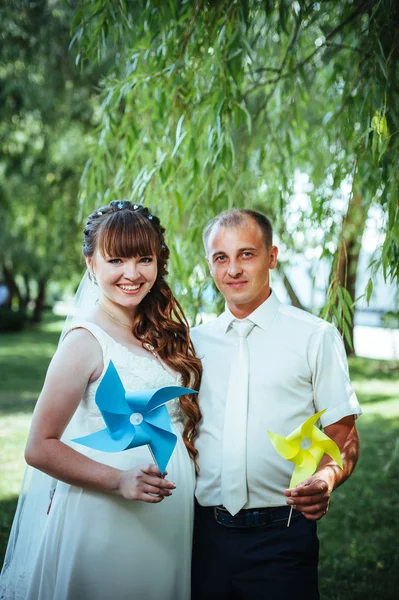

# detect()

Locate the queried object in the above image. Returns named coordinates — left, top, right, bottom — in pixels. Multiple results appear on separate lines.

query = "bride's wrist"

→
left=109, top=469, right=123, bottom=496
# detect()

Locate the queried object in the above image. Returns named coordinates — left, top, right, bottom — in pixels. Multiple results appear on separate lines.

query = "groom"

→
left=190, top=208, right=361, bottom=600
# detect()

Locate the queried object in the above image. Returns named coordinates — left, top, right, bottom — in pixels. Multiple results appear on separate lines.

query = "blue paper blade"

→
left=148, top=438, right=177, bottom=474
left=145, top=404, right=175, bottom=436
left=124, top=392, right=150, bottom=413
left=126, top=420, right=153, bottom=449
left=148, top=431, right=177, bottom=474
left=99, top=412, right=129, bottom=436
left=96, top=362, right=132, bottom=435
left=145, top=386, right=197, bottom=413
left=145, top=405, right=177, bottom=473
left=73, top=425, right=134, bottom=452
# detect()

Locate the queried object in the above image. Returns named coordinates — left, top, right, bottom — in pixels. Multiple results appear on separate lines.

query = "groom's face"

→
left=205, top=218, right=278, bottom=319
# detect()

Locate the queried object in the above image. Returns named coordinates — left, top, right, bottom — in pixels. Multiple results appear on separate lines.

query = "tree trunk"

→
left=333, top=193, right=370, bottom=355
left=276, top=264, right=307, bottom=311
left=22, top=274, right=31, bottom=308
left=32, top=278, right=47, bottom=323
left=2, top=263, right=23, bottom=309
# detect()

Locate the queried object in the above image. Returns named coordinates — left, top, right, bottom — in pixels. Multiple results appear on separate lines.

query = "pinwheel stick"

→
left=147, top=445, right=164, bottom=475
left=287, top=506, right=293, bottom=527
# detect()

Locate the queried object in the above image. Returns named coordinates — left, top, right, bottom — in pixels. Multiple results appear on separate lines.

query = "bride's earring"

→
left=88, top=271, right=97, bottom=286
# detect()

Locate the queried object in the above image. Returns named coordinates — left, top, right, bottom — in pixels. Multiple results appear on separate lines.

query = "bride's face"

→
left=87, top=249, right=158, bottom=315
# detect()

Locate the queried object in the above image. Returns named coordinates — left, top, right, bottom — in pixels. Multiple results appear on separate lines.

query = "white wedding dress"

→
left=1, top=322, right=195, bottom=600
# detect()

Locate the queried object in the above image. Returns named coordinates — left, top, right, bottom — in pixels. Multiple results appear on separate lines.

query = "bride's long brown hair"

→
left=83, top=200, right=202, bottom=462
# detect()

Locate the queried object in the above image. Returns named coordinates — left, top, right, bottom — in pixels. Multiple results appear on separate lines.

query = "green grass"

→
left=0, top=314, right=64, bottom=557
left=0, top=319, right=398, bottom=598
left=0, top=314, right=64, bottom=416
left=318, top=399, right=399, bottom=599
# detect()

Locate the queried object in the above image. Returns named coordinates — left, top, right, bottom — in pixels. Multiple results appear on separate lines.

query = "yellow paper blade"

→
left=289, top=452, right=317, bottom=489
left=290, top=448, right=307, bottom=467
left=303, top=417, right=343, bottom=468
left=317, top=439, right=343, bottom=468
left=308, top=445, right=325, bottom=467
left=301, top=409, right=327, bottom=438
left=310, top=426, right=331, bottom=444
left=267, top=430, right=298, bottom=460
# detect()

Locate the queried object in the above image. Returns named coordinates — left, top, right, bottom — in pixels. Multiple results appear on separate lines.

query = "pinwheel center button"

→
left=300, top=437, right=312, bottom=450
left=130, top=412, right=144, bottom=425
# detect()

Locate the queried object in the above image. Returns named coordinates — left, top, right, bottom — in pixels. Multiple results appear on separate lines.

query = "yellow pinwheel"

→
left=267, top=409, right=343, bottom=490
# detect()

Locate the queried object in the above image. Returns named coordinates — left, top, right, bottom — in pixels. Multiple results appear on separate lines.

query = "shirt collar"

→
left=219, top=289, right=281, bottom=333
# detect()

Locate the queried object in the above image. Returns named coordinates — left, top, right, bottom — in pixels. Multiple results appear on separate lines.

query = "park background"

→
left=0, top=1, right=398, bottom=598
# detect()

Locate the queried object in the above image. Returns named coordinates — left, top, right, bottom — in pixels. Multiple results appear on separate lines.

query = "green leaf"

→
left=372, top=131, right=378, bottom=160
left=71, top=8, right=85, bottom=31
left=342, top=320, right=353, bottom=350
left=175, top=189, right=183, bottom=220
left=342, top=287, right=354, bottom=314
left=171, top=115, right=187, bottom=158
left=233, top=101, right=252, bottom=135
left=332, top=305, right=341, bottom=326
left=378, top=136, right=389, bottom=161
left=218, top=24, right=226, bottom=47
left=365, top=278, right=373, bottom=304
left=342, top=302, right=353, bottom=326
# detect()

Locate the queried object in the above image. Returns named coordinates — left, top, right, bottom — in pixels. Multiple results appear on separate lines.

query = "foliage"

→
left=0, top=0, right=104, bottom=319
left=68, top=0, right=399, bottom=338
left=381, top=309, right=399, bottom=328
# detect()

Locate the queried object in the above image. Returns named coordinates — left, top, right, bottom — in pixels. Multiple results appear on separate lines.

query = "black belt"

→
left=198, top=503, right=300, bottom=528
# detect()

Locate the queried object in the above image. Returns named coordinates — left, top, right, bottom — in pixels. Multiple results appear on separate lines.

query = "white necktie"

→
left=221, top=319, right=255, bottom=515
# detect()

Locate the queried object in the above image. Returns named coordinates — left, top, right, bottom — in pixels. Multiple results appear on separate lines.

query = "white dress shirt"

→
left=191, top=291, right=362, bottom=508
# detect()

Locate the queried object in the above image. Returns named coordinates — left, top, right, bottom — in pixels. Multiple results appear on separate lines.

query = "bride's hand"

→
left=118, top=464, right=176, bottom=503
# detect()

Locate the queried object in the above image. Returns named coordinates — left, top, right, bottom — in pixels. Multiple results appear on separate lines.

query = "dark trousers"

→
left=191, top=501, right=320, bottom=600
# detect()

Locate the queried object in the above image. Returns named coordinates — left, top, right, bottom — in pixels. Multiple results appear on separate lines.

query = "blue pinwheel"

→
left=73, top=360, right=197, bottom=473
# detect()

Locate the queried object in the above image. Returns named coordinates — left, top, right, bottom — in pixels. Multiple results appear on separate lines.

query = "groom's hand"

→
left=284, top=477, right=330, bottom=521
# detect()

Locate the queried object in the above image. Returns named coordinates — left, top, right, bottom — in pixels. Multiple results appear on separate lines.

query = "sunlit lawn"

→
left=0, top=317, right=398, bottom=598
left=0, top=314, right=64, bottom=561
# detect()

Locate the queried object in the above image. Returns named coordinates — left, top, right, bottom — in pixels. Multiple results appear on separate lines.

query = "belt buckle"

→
left=212, top=506, right=274, bottom=528
left=213, top=506, right=256, bottom=528
left=213, top=506, right=235, bottom=527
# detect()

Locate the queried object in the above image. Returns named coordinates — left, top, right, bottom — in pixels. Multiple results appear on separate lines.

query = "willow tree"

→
left=71, top=0, right=398, bottom=348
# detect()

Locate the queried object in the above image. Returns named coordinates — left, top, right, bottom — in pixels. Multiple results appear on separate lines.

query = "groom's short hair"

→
left=202, top=208, right=273, bottom=255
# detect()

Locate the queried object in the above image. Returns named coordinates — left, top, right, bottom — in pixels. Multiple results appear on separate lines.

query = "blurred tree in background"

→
left=0, top=0, right=104, bottom=324
left=69, top=0, right=398, bottom=352
left=1, top=1, right=398, bottom=351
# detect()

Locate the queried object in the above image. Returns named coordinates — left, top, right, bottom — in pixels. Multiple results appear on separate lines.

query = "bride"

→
left=0, top=200, right=201, bottom=600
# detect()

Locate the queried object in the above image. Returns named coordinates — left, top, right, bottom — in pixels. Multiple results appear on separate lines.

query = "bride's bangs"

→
left=97, top=211, right=159, bottom=258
